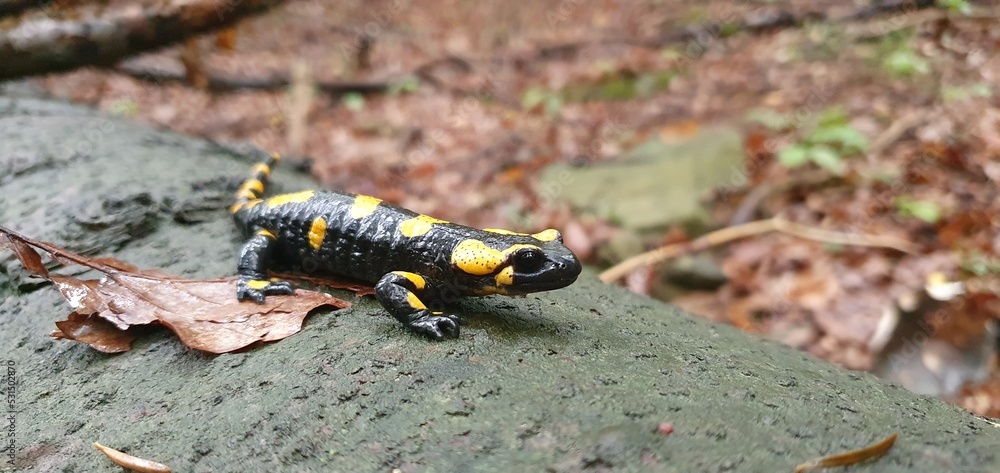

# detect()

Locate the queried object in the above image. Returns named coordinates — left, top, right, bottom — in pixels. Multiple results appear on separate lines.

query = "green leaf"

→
left=942, top=83, right=993, bottom=102
left=387, top=75, right=420, bottom=95
left=544, top=95, right=563, bottom=117
left=108, top=99, right=139, bottom=117
left=745, top=108, right=790, bottom=130
left=884, top=49, right=929, bottom=77
left=342, top=92, right=365, bottom=111
left=778, top=144, right=810, bottom=167
left=937, top=0, right=972, bottom=14
left=816, top=106, right=849, bottom=127
left=634, top=72, right=673, bottom=98
left=808, top=145, right=844, bottom=173
left=807, top=125, right=869, bottom=152
left=521, top=87, right=549, bottom=110
left=599, top=77, right=638, bottom=100
left=720, top=22, right=741, bottom=37
left=896, top=198, right=942, bottom=224
left=970, top=83, right=993, bottom=98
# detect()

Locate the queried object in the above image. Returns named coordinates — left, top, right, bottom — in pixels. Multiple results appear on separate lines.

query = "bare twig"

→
left=0, top=0, right=51, bottom=17
left=728, top=185, right=774, bottom=225
left=0, top=0, right=286, bottom=80
left=845, top=8, right=948, bottom=40
left=285, top=61, right=314, bottom=157
left=868, top=110, right=928, bottom=158
left=600, top=220, right=777, bottom=283
left=115, top=55, right=486, bottom=101
left=531, top=0, right=938, bottom=62
left=727, top=171, right=841, bottom=226
left=114, top=61, right=389, bottom=96
left=599, top=217, right=919, bottom=283
left=772, top=218, right=920, bottom=254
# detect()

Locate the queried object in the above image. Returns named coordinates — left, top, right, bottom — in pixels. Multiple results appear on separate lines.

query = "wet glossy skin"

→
left=230, top=154, right=582, bottom=340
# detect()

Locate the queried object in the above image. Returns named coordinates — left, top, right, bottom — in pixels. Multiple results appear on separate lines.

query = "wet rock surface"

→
left=2, top=98, right=998, bottom=472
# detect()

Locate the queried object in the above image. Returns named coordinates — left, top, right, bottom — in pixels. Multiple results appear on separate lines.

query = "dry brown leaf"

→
left=2, top=233, right=48, bottom=276
left=624, top=266, right=654, bottom=295
left=795, top=433, right=897, bottom=472
left=272, top=272, right=376, bottom=298
left=928, top=292, right=999, bottom=349
left=1, top=226, right=349, bottom=354
left=215, top=27, right=238, bottom=51
left=52, top=312, right=139, bottom=354
left=658, top=120, right=700, bottom=143
left=561, top=219, right=593, bottom=261
left=93, top=442, right=171, bottom=473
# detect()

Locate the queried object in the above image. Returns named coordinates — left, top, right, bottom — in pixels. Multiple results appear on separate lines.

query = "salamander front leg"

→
left=375, top=271, right=461, bottom=340
left=236, top=229, right=295, bottom=303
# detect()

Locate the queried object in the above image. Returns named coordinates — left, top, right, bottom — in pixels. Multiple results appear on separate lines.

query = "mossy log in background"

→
left=1, top=96, right=997, bottom=472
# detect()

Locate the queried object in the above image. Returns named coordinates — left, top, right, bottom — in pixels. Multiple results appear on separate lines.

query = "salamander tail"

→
left=230, top=152, right=281, bottom=214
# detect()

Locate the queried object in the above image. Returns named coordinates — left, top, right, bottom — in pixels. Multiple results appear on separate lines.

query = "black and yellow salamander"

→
left=229, top=153, right=582, bottom=340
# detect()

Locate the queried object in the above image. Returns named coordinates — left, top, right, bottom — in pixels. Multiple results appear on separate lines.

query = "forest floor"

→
left=28, top=0, right=1000, bottom=416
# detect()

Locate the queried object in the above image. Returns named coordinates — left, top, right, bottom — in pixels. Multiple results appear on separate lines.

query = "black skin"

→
left=230, top=154, right=582, bottom=340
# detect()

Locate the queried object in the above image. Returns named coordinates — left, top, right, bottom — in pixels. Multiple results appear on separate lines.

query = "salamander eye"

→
left=514, top=248, right=545, bottom=272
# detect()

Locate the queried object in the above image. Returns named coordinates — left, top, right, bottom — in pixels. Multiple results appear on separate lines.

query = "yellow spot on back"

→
left=231, top=199, right=264, bottom=214
left=407, top=292, right=427, bottom=310
left=266, top=190, right=314, bottom=208
left=349, top=195, right=382, bottom=219
left=270, top=152, right=282, bottom=163
left=451, top=240, right=540, bottom=276
left=451, top=240, right=503, bottom=275
left=247, top=280, right=270, bottom=290
left=484, top=227, right=562, bottom=242
left=495, top=266, right=515, bottom=286
left=532, top=229, right=562, bottom=242
left=400, top=215, right=447, bottom=238
left=483, top=228, right=526, bottom=236
left=393, top=271, right=426, bottom=290
left=256, top=229, right=276, bottom=239
left=308, top=217, right=326, bottom=250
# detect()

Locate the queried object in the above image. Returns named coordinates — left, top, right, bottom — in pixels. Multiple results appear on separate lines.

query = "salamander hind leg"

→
left=236, top=229, right=295, bottom=303
left=375, top=271, right=461, bottom=340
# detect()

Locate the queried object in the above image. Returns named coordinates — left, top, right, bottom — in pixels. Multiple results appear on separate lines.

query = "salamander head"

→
left=452, top=229, right=582, bottom=296
left=498, top=239, right=582, bottom=294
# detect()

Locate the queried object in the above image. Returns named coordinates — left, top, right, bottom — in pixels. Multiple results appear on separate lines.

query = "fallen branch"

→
left=599, top=217, right=919, bottom=283
left=0, top=0, right=286, bottom=81
left=115, top=53, right=478, bottom=95
left=845, top=8, right=948, bottom=40
left=114, top=61, right=390, bottom=96
left=0, top=0, right=51, bottom=17
left=531, top=0, right=938, bottom=62
left=727, top=171, right=842, bottom=226
left=599, top=220, right=775, bottom=283
left=867, top=110, right=928, bottom=158
left=772, top=218, right=920, bottom=254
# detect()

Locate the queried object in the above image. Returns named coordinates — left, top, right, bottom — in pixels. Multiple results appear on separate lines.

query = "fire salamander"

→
left=229, top=153, right=582, bottom=340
